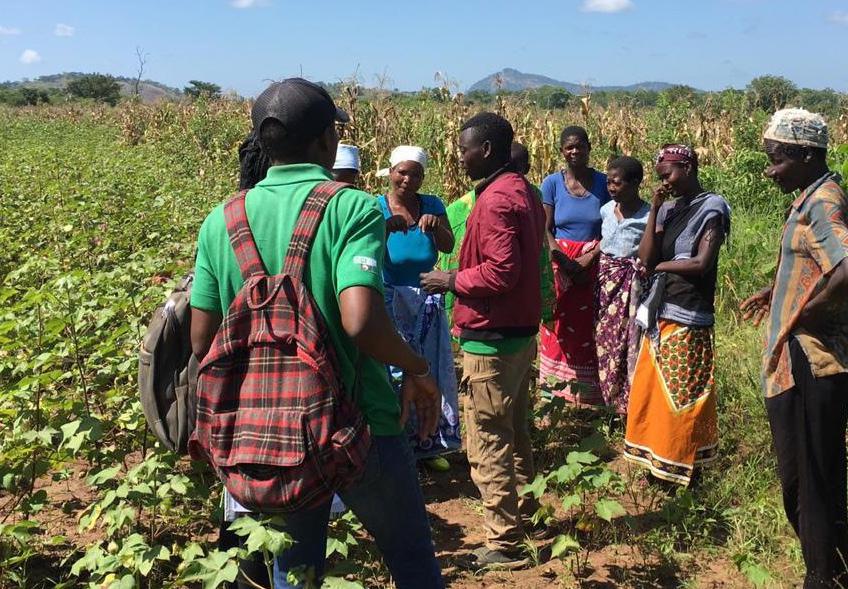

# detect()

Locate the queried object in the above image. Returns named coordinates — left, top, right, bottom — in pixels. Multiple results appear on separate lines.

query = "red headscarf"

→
left=655, top=144, right=697, bottom=167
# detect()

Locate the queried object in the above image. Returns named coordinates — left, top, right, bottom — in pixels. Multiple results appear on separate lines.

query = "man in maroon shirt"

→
left=421, top=112, right=546, bottom=569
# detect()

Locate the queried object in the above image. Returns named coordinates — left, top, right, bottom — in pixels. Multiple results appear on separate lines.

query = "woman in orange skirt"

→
left=624, top=145, right=730, bottom=485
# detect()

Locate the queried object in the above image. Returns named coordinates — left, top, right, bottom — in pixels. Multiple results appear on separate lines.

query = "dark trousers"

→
left=273, top=435, right=444, bottom=589
left=219, top=519, right=272, bottom=589
left=766, top=338, right=848, bottom=588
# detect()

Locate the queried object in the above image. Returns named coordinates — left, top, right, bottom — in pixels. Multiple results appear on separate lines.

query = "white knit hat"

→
left=377, top=145, right=428, bottom=177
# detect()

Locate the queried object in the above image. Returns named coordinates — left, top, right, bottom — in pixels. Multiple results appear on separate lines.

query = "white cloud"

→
left=55, top=23, right=75, bottom=36
left=231, top=0, right=262, bottom=7
left=0, top=26, right=22, bottom=35
left=828, top=11, right=848, bottom=25
left=20, top=49, right=41, bottom=64
left=582, top=0, right=633, bottom=13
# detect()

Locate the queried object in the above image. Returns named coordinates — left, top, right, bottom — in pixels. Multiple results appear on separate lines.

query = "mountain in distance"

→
left=468, top=68, right=675, bottom=94
left=1, top=72, right=183, bottom=103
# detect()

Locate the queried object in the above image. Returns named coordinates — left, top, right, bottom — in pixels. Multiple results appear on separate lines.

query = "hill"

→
left=468, top=68, right=674, bottom=94
left=0, top=72, right=183, bottom=103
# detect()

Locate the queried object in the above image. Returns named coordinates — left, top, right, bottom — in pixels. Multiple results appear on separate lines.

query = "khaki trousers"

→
left=462, top=341, right=538, bottom=552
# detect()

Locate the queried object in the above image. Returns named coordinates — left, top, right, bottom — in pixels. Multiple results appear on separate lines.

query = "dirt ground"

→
left=17, top=448, right=770, bottom=588
left=419, top=452, right=757, bottom=589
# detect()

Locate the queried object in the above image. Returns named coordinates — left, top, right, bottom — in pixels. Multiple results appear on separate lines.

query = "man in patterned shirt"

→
left=742, top=108, right=848, bottom=588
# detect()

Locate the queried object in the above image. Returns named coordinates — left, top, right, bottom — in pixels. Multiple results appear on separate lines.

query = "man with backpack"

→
left=188, top=78, right=444, bottom=589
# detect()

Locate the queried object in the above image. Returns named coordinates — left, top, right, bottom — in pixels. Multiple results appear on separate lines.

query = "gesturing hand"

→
left=740, top=287, right=772, bottom=327
left=419, top=269, right=453, bottom=294
left=400, top=371, right=440, bottom=441
left=418, top=214, right=439, bottom=234
left=386, top=215, right=409, bottom=234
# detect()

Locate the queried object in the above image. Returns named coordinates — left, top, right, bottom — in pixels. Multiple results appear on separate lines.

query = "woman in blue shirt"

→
left=539, top=126, right=611, bottom=407
left=377, top=146, right=459, bottom=471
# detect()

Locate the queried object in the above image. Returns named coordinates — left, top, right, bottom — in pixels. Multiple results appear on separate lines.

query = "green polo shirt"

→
left=191, top=163, right=401, bottom=436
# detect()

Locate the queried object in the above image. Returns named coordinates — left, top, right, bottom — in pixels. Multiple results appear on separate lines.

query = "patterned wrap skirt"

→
left=594, top=253, right=643, bottom=414
left=623, top=319, right=719, bottom=485
left=385, top=285, right=461, bottom=458
left=539, top=238, right=602, bottom=405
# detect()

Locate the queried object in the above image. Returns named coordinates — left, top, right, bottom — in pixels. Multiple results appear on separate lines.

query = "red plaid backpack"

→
left=188, top=181, right=371, bottom=513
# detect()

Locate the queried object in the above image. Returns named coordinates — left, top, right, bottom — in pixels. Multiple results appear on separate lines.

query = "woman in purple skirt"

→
left=594, top=156, right=650, bottom=414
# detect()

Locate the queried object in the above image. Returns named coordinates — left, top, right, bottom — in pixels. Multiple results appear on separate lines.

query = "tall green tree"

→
left=183, top=80, right=221, bottom=99
left=746, top=75, right=798, bottom=112
left=66, top=74, right=122, bottom=106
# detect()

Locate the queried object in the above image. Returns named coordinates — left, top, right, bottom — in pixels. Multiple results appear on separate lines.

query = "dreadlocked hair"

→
left=238, top=129, right=271, bottom=190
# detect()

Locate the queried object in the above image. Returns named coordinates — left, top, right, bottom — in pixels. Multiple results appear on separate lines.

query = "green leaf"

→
left=550, top=534, right=581, bottom=558
left=734, top=554, right=774, bottom=588
left=170, top=475, right=189, bottom=494
left=87, top=465, right=122, bottom=486
left=227, top=516, right=261, bottom=536
left=180, top=542, right=204, bottom=562
left=551, top=463, right=582, bottom=484
left=322, top=577, right=366, bottom=589
left=741, top=562, right=773, bottom=588
left=244, top=527, right=270, bottom=555
left=60, top=420, right=81, bottom=442
left=109, top=573, right=136, bottom=589
left=521, top=474, right=548, bottom=499
left=326, top=537, right=349, bottom=558
left=561, top=494, right=582, bottom=511
left=577, top=431, right=606, bottom=452
left=595, top=499, right=626, bottom=522
left=566, top=451, right=598, bottom=465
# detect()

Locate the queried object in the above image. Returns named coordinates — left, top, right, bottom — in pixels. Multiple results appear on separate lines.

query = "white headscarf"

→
left=377, top=145, right=428, bottom=177
left=333, top=144, right=361, bottom=171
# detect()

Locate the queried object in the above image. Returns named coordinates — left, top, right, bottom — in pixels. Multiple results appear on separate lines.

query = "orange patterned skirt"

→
left=623, top=320, right=718, bottom=485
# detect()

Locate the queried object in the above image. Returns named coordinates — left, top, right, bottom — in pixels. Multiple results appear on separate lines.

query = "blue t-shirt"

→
left=376, top=194, right=447, bottom=287
left=599, top=200, right=650, bottom=258
left=541, top=170, right=611, bottom=242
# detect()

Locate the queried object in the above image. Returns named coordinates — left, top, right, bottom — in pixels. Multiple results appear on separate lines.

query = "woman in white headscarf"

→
left=377, top=146, right=459, bottom=471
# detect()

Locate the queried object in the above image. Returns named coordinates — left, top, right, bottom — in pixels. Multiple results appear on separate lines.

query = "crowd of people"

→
left=188, top=78, right=848, bottom=588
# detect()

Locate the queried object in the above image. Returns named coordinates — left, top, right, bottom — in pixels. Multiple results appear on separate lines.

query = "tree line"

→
left=0, top=74, right=222, bottom=106
left=1, top=73, right=844, bottom=119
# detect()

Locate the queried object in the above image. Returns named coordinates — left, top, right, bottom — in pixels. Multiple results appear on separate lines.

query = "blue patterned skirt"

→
left=384, top=285, right=461, bottom=458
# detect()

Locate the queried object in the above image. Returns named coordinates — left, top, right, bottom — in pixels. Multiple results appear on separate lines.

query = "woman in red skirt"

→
left=539, top=126, right=611, bottom=405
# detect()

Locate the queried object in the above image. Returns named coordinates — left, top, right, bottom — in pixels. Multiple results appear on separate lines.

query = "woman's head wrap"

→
left=763, top=108, right=828, bottom=149
left=377, top=145, right=428, bottom=177
left=333, top=143, right=361, bottom=171
left=655, top=144, right=698, bottom=168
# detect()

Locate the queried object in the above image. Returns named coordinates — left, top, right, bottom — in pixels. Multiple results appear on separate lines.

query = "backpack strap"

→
left=283, top=181, right=350, bottom=279
left=224, top=190, right=266, bottom=281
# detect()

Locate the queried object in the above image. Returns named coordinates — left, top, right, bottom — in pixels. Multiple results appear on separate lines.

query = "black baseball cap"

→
left=251, top=78, right=349, bottom=141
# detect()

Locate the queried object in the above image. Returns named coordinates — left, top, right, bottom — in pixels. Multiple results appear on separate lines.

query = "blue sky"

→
left=2, top=0, right=847, bottom=96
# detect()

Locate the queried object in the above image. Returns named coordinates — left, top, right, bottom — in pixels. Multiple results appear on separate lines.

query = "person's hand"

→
left=740, top=287, right=772, bottom=327
left=420, top=269, right=453, bottom=294
left=400, top=371, right=440, bottom=441
left=651, top=186, right=670, bottom=208
left=551, top=249, right=580, bottom=275
left=386, top=215, right=409, bottom=234
left=418, top=214, right=439, bottom=234
left=575, top=248, right=597, bottom=271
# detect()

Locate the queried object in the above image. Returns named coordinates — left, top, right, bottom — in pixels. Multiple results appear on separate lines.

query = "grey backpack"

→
left=138, top=273, right=198, bottom=454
